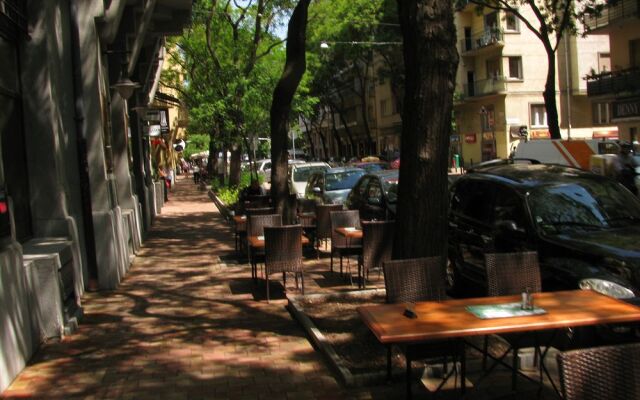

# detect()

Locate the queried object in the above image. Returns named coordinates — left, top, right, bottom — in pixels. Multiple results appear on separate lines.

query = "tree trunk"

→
left=270, top=0, right=311, bottom=222
left=229, top=145, right=242, bottom=186
left=544, top=49, right=561, bottom=139
left=207, top=137, right=216, bottom=178
left=393, top=0, right=459, bottom=260
left=329, top=105, right=344, bottom=159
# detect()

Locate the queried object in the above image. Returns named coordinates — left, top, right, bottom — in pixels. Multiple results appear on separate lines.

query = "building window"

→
left=507, top=56, right=522, bottom=79
left=598, top=53, right=611, bottom=73
left=380, top=99, right=389, bottom=117
left=530, top=104, right=547, bottom=127
left=486, top=58, right=501, bottom=79
left=593, top=102, right=611, bottom=125
left=630, top=39, right=640, bottom=68
left=505, top=12, right=519, bottom=32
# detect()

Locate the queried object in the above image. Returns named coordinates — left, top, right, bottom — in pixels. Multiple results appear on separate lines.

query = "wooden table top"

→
left=248, top=235, right=310, bottom=248
left=358, top=290, right=640, bottom=344
left=335, top=227, right=363, bottom=239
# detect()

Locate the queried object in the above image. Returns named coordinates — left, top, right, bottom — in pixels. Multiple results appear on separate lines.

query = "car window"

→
left=356, top=177, right=371, bottom=197
left=325, top=170, right=365, bottom=191
left=264, top=162, right=271, bottom=170
left=451, top=181, right=495, bottom=224
left=493, top=186, right=527, bottom=231
left=293, top=166, right=327, bottom=182
left=381, top=178, right=398, bottom=203
left=367, top=180, right=383, bottom=201
left=528, top=179, right=640, bottom=233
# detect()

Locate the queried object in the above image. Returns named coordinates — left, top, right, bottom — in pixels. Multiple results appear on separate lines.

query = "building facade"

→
left=453, top=5, right=614, bottom=165
left=0, top=0, right=191, bottom=391
left=585, top=0, right=640, bottom=143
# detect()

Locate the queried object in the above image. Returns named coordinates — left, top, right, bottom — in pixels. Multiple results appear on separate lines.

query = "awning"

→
left=154, top=91, right=182, bottom=107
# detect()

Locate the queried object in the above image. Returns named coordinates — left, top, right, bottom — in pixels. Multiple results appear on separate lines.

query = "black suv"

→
left=448, top=162, right=640, bottom=301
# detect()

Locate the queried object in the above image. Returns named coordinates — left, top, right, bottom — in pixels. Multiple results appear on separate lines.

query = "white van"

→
left=513, top=139, right=619, bottom=170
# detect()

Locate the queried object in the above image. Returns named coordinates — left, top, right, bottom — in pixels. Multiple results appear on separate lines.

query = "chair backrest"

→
left=247, top=214, right=282, bottom=237
left=557, top=343, right=640, bottom=400
left=362, top=221, right=395, bottom=274
left=315, top=204, right=343, bottom=240
left=484, top=251, right=541, bottom=296
left=330, top=210, right=361, bottom=246
left=264, top=225, right=303, bottom=273
left=383, top=257, right=446, bottom=304
left=296, top=198, right=316, bottom=214
left=245, top=194, right=271, bottom=208
left=246, top=206, right=275, bottom=217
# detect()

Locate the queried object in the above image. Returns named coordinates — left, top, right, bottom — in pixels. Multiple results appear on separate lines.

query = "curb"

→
left=208, top=189, right=232, bottom=221
left=287, top=289, right=400, bottom=387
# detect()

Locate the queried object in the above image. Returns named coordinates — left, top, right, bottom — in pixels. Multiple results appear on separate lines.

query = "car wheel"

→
left=446, top=256, right=463, bottom=297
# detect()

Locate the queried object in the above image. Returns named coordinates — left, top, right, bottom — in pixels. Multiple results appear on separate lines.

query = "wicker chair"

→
left=236, top=207, right=275, bottom=255
left=296, top=199, right=317, bottom=244
left=264, top=225, right=304, bottom=302
left=557, top=343, right=640, bottom=400
left=483, top=251, right=542, bottom=391
left=383, top=257, right=462, bottom=397
left=315, top=204, right=342, bottom=259
left=357, top=221, right=394, bottom=289
left=247, top=214, right=282, bottom=280
left=330, top=210, right=362, bottom=278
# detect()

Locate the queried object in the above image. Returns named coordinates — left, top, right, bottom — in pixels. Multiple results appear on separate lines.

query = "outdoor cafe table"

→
left=247, top=234, right=310, bottom=249
left=357, top=290, right=640, bottom=399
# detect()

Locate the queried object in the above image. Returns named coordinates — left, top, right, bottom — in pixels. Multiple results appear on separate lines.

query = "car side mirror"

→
left=495, top=219, right=519, bottom=233
left=367, top=197, right=382, bottom=206
left=313, top=186, right=322, bottom=193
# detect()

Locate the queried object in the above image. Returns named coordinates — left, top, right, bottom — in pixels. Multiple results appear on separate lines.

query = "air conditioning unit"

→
left=23, top=238, right=81, bottom=344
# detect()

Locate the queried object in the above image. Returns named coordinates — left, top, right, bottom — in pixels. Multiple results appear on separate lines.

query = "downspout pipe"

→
left=69, top=0, right=100, bottom=290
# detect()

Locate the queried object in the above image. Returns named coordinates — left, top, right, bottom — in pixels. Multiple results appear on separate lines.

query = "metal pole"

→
left=292, top=131, right=296, bottom=160
left=564, top=34, right=572, bottom=139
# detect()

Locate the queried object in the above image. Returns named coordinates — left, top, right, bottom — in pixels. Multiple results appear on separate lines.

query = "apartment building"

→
left=584, top=0, right=640, bottom=143
left=453, top=4, right=613, bottom=164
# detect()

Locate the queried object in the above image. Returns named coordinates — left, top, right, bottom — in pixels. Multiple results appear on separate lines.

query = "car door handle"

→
left=481, top=235, right=492, bottom=243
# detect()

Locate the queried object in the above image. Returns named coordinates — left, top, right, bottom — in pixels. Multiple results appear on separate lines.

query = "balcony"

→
left=459, top=29, right=504, bottom=55
left=584, top=0, right=639, bottom=31
left=461, top=77, right=507, bottom=99
left=587, top=67, right=640, bottom=96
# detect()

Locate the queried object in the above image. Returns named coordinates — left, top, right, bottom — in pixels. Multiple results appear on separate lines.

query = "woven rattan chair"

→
left=315, top=204, right=342, bottom=259
left=236, top=207, right=275, bottom=255
left=357, top=221, right=394, bottom=289
left=557, top=343, right=640, bottom=400
left=247, top=214, right=282, bottom=280
left=330, top=210, right=362, bottom=278
left=264, top=225, right=304, bottom=302
left=383, top=257, right=462, bottom=397
left=296, top=199, right=317, bottom=245
left=483, top=251, right=542, bottom=391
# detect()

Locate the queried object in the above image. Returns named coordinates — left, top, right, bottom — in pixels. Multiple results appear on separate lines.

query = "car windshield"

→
left=382, top=179, right=398, bottom=203
left=325, top=170, right=365, bottom=191
left=528, top=179, right=640, bottom=234
left=293, top=166, right=327, bottom=182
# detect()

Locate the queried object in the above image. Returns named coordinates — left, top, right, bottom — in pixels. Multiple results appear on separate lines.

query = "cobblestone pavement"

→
left=1, top=176, right=558, bottom=400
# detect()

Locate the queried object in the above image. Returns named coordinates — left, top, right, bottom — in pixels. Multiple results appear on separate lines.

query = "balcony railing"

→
left=462, top=77, right=507, bottom=98
left=459, top=29, right=503, bottom=54
left=584, top=0, right=639, bottom=31
left=586, top=67, right=640, bottom=96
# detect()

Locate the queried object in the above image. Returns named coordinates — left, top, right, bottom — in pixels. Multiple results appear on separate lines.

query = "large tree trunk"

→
left=393, top=0, right=459, bottom=260
left=207, top=137, right=217, bottom=178
left=270, top=0, right=311, bottom=222
left=544, top=49, right=561, bottom=139
left=229, top=145, right=242, bottom=186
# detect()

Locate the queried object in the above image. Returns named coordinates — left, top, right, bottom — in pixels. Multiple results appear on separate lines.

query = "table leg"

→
left=406, top=350, right=412, bottom=400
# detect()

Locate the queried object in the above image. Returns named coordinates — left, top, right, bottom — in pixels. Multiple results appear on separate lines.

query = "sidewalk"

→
left=1, top=176, right=556, bottom=400
left=1, top=176, right=393, bottom=400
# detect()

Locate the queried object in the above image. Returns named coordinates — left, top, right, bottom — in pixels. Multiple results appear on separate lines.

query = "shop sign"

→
left=592, top=129, right=619, bottom=139
left=530, top=129, right=551, bottom=139
left=612, top=97, right=640, bottom=120
left=464, top=134, right=477, bottom=143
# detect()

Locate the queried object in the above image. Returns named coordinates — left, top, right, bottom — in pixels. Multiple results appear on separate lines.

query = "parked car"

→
left=288, top=162, right=330, bottom=198
left=350, top=161, right=389, bottom=173
left=345, top=170, right=399, bottom=221
left=305, top=167, right=365, bottom=205
left=447, top=162, right=640, bottom=302
left=263, top=159, right=304, bottom=183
